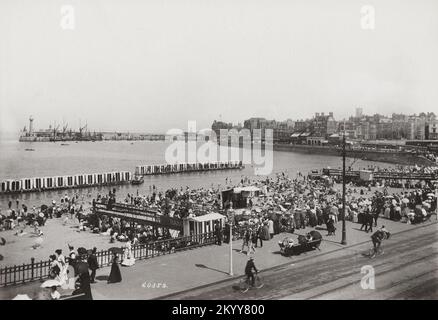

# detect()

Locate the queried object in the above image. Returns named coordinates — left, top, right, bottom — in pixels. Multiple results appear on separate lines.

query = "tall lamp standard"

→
left=229, top=201, right=234, bottom=276
left=435, top=158, right=438, bottom=221
left=341, top=123, right=347, bottom=245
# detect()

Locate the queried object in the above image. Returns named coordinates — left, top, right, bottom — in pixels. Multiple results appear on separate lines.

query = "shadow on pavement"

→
left=195, top=264, right=229, bottom=275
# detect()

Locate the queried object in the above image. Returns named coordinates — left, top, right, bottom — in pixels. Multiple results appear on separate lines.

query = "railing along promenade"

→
left=0, top=231, right=217, bottom=287
left=322, top=168, right=437, bottom=181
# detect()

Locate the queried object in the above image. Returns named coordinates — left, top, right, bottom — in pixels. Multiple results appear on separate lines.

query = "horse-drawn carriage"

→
left=278, top=230, right=322, bottom=256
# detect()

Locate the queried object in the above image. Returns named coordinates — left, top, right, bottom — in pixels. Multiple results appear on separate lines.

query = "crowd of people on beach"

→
left=218, top=168, right=436, bottom=253
left=0, top=167, right=436, bottom=250
left=0, top=194, right=88, bottom=233
left=1, top=166, right=436, bottom=250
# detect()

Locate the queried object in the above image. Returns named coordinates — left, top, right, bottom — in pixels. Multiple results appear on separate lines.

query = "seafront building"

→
left=211, top=110, right=438, bottom=147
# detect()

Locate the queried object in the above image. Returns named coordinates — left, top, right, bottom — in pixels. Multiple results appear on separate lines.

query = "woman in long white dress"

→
left=55, top=249, right=68, bottom=285
left=121, top=240, right=135, bottom=266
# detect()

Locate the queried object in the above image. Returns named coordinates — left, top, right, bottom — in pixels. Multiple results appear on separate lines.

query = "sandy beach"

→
left=0, top=215, right=116, bottom=267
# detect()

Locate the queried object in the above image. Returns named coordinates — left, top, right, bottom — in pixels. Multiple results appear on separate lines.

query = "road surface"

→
left=160, top=223, right=438, bottom=300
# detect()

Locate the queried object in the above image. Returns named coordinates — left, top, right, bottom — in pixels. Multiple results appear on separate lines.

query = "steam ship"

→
left=19, top=116, right=103, bottom=142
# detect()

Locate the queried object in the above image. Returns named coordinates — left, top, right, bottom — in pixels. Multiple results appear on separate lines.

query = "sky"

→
left=1, top=0, right=438, bottom=134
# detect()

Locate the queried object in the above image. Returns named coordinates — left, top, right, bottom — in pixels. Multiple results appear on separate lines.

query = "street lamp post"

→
left=229, top=201, right=233, bottom=276
left=341, top=125, right=347, bottom=245
left=435, top=180, right=438, bottom=221
left=435, top=159, right=438, bottom=221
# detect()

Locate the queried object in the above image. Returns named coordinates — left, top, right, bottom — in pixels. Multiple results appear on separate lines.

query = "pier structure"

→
left=94, top=202, right=225, bottom=237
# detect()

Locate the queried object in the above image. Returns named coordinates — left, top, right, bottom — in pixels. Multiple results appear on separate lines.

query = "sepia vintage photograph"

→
left=0, top=0, right=437, bottom=306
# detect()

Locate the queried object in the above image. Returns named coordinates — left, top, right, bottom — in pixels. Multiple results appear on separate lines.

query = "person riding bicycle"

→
left=371, top=226, right=390, bottom=255
left=244, top=256, right=258, bottom=287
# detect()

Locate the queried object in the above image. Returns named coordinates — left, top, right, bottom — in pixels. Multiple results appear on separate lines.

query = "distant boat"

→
left=61, top=143, right=69, bottom=146
left=131, top=175, right=144, bottom=185
left=25, top=148, right=35, bottom=151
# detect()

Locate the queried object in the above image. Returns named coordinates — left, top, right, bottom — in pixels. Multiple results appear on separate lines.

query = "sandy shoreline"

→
left=0, top=215, right=116, bottom=267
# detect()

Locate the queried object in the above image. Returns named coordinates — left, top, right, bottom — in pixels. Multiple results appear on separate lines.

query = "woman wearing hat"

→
left=55, top=249, right=69, bottom=285
left=121, top=240, right=135, bottom=266
left=108, top=253, right=122, bottom=284
left=49, top=255, right=61, bottom=280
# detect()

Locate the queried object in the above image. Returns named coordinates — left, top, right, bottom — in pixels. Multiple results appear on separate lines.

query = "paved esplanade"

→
left=162, top=222, right=438, bottom=300
left=1, top=218, right=436, bottom=300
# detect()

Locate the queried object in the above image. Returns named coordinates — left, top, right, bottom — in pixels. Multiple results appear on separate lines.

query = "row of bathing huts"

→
left=0, top=161, right=244, bottom=194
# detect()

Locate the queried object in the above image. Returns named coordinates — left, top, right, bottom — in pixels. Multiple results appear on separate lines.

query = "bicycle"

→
left=368, top=246, right=384, bottom=259
left=238, top=274, right=264, bottom=293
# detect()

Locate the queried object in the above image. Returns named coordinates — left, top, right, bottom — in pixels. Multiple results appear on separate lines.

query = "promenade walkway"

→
left=1, top=217, right=435, bottom=300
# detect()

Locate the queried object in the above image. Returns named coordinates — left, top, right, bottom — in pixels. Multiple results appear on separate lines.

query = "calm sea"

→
left=0, top=134, right=391, bottom=207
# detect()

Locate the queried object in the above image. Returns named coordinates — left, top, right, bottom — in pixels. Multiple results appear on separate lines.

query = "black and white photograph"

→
left=0, top=0, right=437, bottom=305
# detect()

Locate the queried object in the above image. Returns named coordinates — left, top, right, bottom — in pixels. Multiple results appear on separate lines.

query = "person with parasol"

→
left=40, top=279, right=62, bottom=300
left=50, top=286, right=61, bottom=300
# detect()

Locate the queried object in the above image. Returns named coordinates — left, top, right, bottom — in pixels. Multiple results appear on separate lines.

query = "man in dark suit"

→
left=367, top=210, right=374, bottom=233
left=223, top=223, right=230, bottom=244
left=74, top=254, right=93, bottom=300
left=256, top=224, right=263, bottom=248
left=214, top=221, right=222, bottom=245
left=360, top=211, right=368, bottom=232
left=87, top=247, right=99, bottom=283
left=299, top=209, right=306, bottom=229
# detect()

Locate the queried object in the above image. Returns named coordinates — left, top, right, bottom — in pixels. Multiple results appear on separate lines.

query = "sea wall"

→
left=272, top=144, right=435, bottom=166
